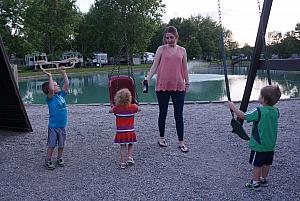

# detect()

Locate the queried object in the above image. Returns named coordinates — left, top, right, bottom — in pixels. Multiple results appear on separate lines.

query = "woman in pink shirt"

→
left=146, top=26, right=189, bottom=152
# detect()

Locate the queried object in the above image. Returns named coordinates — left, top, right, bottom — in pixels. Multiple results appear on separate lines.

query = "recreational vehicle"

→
left=62, top=51, right=83, bottom=67
left=132, top=52, right=155, bottom=65
left=25, top=52, right=48, bottom=70
left=143, top=52, right=154, bottom=64
left=92, top=53, right=108, bottom=66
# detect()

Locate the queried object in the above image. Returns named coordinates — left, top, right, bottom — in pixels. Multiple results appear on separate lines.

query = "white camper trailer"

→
left=25, top=52, right=48, bottom=70
left=62, top=51, right=83, bottom=67
left=143, top=52, right=154, bottom=64
left=92, top=53, right=108, bottom=66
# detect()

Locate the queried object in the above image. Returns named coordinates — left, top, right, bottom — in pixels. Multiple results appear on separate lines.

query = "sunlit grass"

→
left=18, top=64, right=151, bottom=78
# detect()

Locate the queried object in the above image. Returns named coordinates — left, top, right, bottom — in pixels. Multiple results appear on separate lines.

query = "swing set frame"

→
left=239, top=0, right=300, bottom=125
left=108, top=55, right=139, bottom=107
left=219, top=0, right=300, bottom=140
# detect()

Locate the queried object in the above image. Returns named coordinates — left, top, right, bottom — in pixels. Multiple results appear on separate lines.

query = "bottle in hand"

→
left=143, top=75, right=148, bottom=93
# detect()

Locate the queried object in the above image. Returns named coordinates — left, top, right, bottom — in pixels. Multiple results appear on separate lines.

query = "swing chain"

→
left=257, top=0, right=262, bottom=16
left=217, top=0, right=222, bottom=25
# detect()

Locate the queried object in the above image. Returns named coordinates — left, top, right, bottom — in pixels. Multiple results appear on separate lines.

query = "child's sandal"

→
left=127, top=157, right=135, bottom=166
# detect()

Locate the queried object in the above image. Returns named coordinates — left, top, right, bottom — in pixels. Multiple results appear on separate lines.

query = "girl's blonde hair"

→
left=114, top=88, right=132, bottom=106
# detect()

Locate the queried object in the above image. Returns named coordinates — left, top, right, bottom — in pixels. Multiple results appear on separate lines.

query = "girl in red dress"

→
left=109, top=88, right=140, bottom=169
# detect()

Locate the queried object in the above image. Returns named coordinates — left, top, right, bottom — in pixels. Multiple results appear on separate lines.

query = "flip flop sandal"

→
left=179, top=144, right=189, bottom=153
left=158, top=140, right=168, bottom=147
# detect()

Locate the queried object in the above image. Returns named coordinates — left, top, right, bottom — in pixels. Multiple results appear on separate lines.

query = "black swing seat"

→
left=108, top=75, right=138, bottom=107
left=231, top=118, right=250, bottom=141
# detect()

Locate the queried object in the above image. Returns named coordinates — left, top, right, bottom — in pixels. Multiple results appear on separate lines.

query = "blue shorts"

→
left=249, top=150, right=274, bottom=167
left=47, top=127, right=66, bottom=148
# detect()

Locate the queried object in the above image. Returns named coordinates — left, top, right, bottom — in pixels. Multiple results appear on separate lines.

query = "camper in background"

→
left=25, top=52, right=48, bottom=70
left=143, top=52, right=154, bottom=64
left=92, top=52, right=108, bottom=67
left=62, top=51, right=83, bottom=67
left=132, top=52, right=155, bottom=65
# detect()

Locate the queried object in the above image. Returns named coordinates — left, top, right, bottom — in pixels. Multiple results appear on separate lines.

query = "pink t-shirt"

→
left=156, top=45, right=186, bottom=91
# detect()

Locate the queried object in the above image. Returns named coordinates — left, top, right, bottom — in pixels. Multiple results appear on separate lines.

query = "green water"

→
left=19, top=62, right=300, bottom=104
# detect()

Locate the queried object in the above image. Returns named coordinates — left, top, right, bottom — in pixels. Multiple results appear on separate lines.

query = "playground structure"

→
left=237, top=0, right=300, bottom=124
left=0, top=0, right=300, bottom=132
left=0, top=37, right=32, bottom=132
left=218, top=0, right=300, bottom=139
left=108, top=58, right=139, bottom=107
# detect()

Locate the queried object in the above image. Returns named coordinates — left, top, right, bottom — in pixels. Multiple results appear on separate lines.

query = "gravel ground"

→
left=0, top=99, right=299, bottom=201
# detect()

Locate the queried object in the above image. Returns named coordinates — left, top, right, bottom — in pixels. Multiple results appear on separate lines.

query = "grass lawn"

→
left=18, top=64, right=151, bottom=78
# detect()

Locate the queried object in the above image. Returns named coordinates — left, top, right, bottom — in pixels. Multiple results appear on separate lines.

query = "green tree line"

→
left=0, top=0, right=299, bottom=62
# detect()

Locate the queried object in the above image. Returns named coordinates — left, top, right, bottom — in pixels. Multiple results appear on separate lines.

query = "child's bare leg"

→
left=252, top=166, right=262, bottom=181
left=128, top=144, right=134, bottom=159
left=46, top=147, right=54, bottom=160
left=261, top=164, right=270, bottom=178
left=120, top=144, right=127, bottom=163
left=58, top=147, right=64, bottom=158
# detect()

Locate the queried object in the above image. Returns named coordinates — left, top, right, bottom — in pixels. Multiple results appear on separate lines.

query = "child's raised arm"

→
left=59, top=66, right=69, bottom=92
left=42, top=69, right=55, bottom=98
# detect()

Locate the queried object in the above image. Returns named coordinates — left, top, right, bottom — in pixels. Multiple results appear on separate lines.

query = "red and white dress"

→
left=111, top=104, right=138, bottom=144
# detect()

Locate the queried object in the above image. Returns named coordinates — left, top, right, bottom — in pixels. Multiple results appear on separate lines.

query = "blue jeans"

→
left=156, top=91, right=185, bottom=141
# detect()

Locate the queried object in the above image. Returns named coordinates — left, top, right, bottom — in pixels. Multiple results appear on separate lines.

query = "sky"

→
left=76, top=0, right=300, bottom=47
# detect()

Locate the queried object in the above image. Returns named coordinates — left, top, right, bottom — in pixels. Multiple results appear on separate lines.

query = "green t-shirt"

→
left=244, top=105, right=279, bottom=152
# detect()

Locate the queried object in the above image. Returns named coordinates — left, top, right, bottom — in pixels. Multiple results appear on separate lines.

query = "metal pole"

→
left=238, top=0, right=273, bottom=123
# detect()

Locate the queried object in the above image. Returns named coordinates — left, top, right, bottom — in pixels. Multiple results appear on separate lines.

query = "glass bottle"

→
left=143, top=75, right=148, bottom=93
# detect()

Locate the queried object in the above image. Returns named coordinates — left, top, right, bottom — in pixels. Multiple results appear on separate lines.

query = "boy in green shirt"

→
left=228, top=85, right=281, bottom=191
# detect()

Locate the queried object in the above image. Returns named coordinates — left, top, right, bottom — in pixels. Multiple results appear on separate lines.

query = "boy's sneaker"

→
left=127, top=157, right=135, bottom=166
left=45, top=160, right=55, bottom=170
left=56, top=157, right=65, bottom=167
left=245, top=180, right=261, bottom=191
left=120, top=162, right=127, bottom=169
left=260, top=179, right=268, bottom=187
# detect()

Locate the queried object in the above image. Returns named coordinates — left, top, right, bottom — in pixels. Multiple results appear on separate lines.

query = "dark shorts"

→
left=249, top=150, right=274, bottom=167
left=47, top=127, right=66, bottom=148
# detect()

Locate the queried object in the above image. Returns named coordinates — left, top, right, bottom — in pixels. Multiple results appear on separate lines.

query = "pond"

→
left=19, top=61, right=300, bottom=104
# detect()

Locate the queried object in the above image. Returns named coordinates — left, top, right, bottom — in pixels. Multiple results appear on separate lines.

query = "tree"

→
left=0, top=0, right=28, bottom=56
left=223, top=29, right=238, bottom=57
left=295, top=23, right=300, bottom=39
left=240, top=44, right=253, bottom=58
left=23, top=0, right=82, bottom=60
left=147, top=23, right=165, bottom=53
left=165, top=15, right=236, bottom=61
left=185, top=37, right=202, bottom=59
left=191, top=15, right=223, bottom=60
left=269, top=23, right=300, bottom=58
left=168, top=17, right=202, bottom=59
left=77, top=0, right=165, bottom=62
